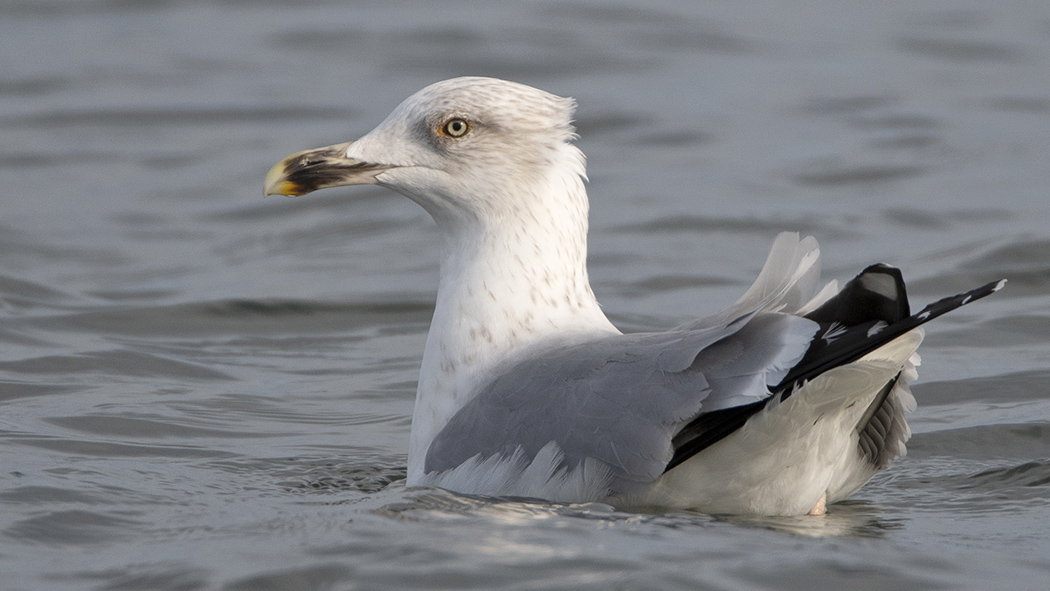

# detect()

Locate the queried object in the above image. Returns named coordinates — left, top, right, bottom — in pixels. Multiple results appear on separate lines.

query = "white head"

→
left=265, top=76, right=587, bottom=231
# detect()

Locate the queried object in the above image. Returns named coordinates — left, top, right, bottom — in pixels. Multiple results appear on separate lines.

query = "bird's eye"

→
left=440, top=118, right=471, bottom=138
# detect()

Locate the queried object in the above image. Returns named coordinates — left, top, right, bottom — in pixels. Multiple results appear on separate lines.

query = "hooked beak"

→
left=263, top=142, right=393, bottom=197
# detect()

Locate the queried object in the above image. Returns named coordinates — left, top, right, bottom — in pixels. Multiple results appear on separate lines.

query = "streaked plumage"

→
left=265, top=77, right=1002, bottom=515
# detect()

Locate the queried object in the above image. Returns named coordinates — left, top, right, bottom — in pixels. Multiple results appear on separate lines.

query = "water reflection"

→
left=364, top=485, right=902, bottom=539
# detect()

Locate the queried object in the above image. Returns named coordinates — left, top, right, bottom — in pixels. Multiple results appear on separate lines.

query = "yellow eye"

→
left=440, top=118, right=470, bottom=138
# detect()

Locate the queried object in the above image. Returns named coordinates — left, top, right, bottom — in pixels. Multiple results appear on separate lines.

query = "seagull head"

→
left=264, top=77, right=587, bottom=224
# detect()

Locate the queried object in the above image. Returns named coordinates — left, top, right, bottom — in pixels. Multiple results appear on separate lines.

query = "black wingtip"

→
left=910, top=278, right=1005, bottom=325
left=805, top=263, right=910, bottom=325
left=776, top=277, right=1005, bottom=395
left=663, top=276, right=1005, bottom=475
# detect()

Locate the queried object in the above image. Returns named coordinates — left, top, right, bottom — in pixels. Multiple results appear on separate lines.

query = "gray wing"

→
left=424, top=312, right=818, bottom=496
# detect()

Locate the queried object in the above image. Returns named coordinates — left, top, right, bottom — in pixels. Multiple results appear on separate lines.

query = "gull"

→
left=264, top=77, right=1002, bottom=515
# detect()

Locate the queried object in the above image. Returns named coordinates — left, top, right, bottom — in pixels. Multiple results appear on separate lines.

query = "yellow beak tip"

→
left=263, top=159, right=304, bottom=197
left=263, top=180, right=304, bottom=197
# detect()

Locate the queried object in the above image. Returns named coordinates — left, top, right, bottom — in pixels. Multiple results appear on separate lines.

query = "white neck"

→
left=405, top=168, right=618, bottom=482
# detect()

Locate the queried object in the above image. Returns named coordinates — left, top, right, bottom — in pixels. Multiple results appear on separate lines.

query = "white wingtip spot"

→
left=993, top=279, right=1007, bottom=292
left=859, top=272, right=899, bottom=300
left=822, top=322, right=848, bottom=343
left=867, top=321, right=887, bottom=337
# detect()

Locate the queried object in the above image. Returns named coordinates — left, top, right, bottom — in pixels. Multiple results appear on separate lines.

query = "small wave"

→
left=967, top=460, right=1050, bottom=489
left=6, top=510, right=144, bottom=545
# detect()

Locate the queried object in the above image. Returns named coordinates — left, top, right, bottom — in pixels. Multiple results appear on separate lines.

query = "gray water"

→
left=3, top=1, right=1050, bottom=589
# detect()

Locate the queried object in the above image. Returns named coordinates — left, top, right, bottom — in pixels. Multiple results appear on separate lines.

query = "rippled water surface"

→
left=3, top=1, right=1050, bottom=589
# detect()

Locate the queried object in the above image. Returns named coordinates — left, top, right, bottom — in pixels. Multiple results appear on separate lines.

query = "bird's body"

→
left=265, top=77, right=1002, bottom=515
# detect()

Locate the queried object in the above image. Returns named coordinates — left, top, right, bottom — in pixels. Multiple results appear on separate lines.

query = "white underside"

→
left=419, top=328, right=922, bottom=516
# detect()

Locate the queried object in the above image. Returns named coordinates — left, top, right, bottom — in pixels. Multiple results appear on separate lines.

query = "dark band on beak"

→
left=265, top=142, right=393, bottom=197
